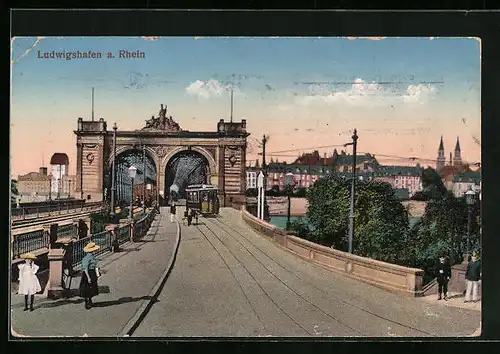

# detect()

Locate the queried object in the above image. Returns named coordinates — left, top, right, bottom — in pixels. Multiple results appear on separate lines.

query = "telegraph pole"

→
left=346, top=129, right=358, bottom=254
left=262, top=134, right=268, bottom=220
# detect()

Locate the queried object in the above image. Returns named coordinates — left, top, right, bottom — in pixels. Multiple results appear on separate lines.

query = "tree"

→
left=417, top=167, right=447, bottom=201
left=305, top=175, right=410, bottom=263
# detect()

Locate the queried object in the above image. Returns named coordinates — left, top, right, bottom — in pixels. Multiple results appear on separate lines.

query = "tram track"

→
left=194, top=223, right=313, bottom=336
left=202, top=214, right=435, bottom=337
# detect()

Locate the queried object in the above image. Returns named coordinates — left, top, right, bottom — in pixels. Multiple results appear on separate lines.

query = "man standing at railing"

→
left=78, top=219, right=89, bottom=240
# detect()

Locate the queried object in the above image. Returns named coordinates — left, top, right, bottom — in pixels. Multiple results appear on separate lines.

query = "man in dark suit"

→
left=436, top=256, right=451, bottom=300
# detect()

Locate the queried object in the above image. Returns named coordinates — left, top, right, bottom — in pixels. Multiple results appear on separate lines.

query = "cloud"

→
left=185, top=79, right=240, bottom=99
left=403, top=84, right=438, bottom=103
left=296, top=78, right=438, bottom=106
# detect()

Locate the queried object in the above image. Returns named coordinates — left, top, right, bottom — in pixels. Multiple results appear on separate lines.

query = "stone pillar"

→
left=450, top=263, right=468, bottom=294
left=47, top=248, right=66, bottom=299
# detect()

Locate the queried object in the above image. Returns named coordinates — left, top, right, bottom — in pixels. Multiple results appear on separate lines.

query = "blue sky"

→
left=11, top=36, right=481, bottom=176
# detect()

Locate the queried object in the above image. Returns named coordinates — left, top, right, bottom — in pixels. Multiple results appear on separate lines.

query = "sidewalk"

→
left=419, top=291, right=481, bottom=312
left=10, top=207, right=180, bottom=337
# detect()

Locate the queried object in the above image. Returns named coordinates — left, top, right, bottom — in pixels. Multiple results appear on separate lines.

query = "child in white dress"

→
left=18, top=253, right=42, bottom=311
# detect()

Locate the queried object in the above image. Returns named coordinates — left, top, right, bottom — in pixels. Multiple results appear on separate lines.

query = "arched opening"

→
left=165, top=150, right=210, bottom=202
left=106, top=149, right=158, bottom=206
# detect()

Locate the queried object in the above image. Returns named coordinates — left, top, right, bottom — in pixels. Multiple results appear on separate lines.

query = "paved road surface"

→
left=133, top=208, right=481, bottom=337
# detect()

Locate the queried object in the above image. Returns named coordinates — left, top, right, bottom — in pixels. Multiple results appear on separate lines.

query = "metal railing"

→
left=11, top=201, right=104, bottom=221
left=12, top=229, right=49, bottom=260
left=132, top=209, right=156, bottom=241
left=72, top=230, right=111, bottom=267
left=11, top=207, right=159, bottom=264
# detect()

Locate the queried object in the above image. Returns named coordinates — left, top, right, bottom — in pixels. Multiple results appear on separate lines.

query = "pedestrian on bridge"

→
left=170, top=202, right=176, bottom=223
left=78, top=219, right=89, bottom=240
left=79, top=242, right=101, bottom=310
left=465, top=252, right=481, bottom=303
left=18, top=253, right=42, bottom=312
left=187, top=207, right=193, bottom=226
left=435, top=256, right=451, bottom=301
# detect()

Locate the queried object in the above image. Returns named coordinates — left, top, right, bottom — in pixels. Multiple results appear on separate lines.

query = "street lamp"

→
left=110, top=122, right=118, bottom=216
left=465, top=187, right=477, bottom=262
left=344, top=128, right=358, bottom=254
left=285, top=172, right=294, bottom=230
left=128, top=165, right=137, bottom=220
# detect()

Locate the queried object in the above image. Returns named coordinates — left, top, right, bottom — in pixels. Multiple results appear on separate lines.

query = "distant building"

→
left=373, top=165, right=424, bottom=197
left=246, top=149, right=425, bottom=197
left=452, top=170, right=481, bottom=197
left=436, top=136, right=463, bottom=172
left=60, top=174, right=77, bottom=198
left=132, top=177, right=157, bottom=201
left=330, top=149, right=379, bottom=173
left=17, top=167, right=52, bottom=201
left=50, top=153, right=70, bottom=199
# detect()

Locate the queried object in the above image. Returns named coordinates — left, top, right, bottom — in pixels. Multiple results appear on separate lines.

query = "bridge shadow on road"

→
left=34, top=291, right=155, bottom=309
left=92, top=295, right=156, bottom=308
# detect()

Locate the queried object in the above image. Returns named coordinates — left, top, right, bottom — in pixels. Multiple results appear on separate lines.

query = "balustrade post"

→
left=22, top=208, right=26, bottom=220
left=47, top=248, right=66, bottom=299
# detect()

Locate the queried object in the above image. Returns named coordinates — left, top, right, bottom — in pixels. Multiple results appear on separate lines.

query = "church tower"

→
left=453, top=137, right=463, bottom=166
left=436, top=135, right=446, bottom=171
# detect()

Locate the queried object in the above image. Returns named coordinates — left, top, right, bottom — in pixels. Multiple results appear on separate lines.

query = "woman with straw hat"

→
left=17, top=253, right=42, bottom=312
left=79, top=242, right=101, bottom=309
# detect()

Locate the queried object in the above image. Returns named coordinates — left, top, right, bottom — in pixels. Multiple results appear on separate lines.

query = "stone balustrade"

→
left=241, top=206, right=424, bottom=297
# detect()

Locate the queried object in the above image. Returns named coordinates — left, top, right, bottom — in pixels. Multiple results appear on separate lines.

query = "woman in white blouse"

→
left=18, top=253, right=42, bottom=311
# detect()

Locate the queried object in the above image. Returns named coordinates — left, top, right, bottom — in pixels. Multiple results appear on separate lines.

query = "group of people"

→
left=169, top=202, right=198, bottom=226
left=435, top=252, right=481, bottom=303
left=16, top=240, right=102, bottom=312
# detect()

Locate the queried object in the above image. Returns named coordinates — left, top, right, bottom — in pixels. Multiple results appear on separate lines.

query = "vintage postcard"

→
left=10, top=36, right=481, bottom=337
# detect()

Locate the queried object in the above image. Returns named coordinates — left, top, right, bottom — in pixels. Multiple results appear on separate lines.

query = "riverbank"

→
left=266, top=197, right=308, bottom=216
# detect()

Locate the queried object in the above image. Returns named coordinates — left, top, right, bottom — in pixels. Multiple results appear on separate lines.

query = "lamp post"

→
left=285, top=172, right=294, bottom=230
left=128, top=165, right=137, bottom=220
left=257, top=171, right=264, bottom=220
left=110, top=122, right=117, bottom=216
left=344, top=128, right=358, bottom=254
left=465, top=188, right=477, bottom=262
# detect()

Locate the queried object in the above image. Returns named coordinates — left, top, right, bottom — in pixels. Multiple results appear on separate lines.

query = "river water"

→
left=268, top=215, right=305, bottom=230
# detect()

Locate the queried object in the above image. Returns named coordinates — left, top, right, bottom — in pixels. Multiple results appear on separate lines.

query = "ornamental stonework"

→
left=155, top=145, right=168, bottom=157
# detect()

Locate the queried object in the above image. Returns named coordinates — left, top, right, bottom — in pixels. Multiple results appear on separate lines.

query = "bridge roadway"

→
left=133, top=208, right=480, bottom=337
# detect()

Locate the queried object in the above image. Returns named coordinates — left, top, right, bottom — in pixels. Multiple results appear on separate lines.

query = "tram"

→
left=185, top=184, right=220, bottom=216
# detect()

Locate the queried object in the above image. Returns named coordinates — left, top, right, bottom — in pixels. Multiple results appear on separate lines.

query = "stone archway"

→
left=163, top=148, right=213, bottom=201
left=106, top=148, right=158, bottom=204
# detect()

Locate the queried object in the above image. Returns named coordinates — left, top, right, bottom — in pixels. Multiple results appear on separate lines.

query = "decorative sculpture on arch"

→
left=142, top=104, right=182, bottom=132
